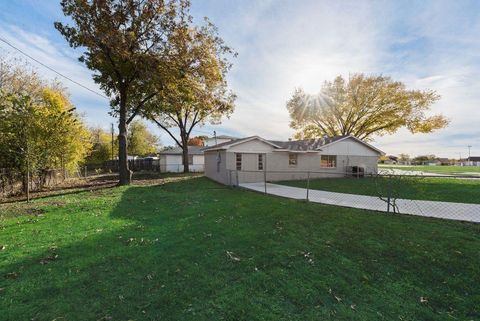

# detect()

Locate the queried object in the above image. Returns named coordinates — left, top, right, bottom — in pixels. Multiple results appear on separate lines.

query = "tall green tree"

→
left=0, top=87, right=91, bottom=192
left=145, top=19, right=236, bottom=172
left=287, top=74, right=449, bottom=141
left=55, top=0, right=187, bottom=185
left=86, top=127, right=117, bottom=166
left=128, top=120, right=160, bottom=156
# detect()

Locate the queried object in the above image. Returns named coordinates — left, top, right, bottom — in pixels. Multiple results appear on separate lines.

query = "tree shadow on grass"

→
left=1, top=177, right=479, bottom=321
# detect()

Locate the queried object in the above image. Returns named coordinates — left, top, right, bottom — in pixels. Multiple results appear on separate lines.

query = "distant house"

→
left=380, top=155, right=398, bottom=165
left=204, top=135, right=238, bottom=147
left=437, top=158, right=452, bottom=166
left=464, top=156, right=480, bottom=166
left=158, top=146, right=204, bottom=172
left=203, top=135, right=384, bottom=185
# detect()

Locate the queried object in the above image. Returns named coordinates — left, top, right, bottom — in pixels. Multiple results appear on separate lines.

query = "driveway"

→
left=239, top=182, right=480, bottom=223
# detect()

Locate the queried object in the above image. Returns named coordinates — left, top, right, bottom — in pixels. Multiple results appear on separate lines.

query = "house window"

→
left=236, top=153, right=242, bottom=170
left=182, top=155, right=193, bottom=165
left=321, top=155, right=337, bottom=168
left=216, top=152, right=221, bottom=172
left=258, top=154, right=264, bottom=170
left=289, top=153, right=297, bottom=166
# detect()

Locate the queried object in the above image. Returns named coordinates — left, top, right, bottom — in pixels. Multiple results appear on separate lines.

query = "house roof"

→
left=269, top=136, right=347, bottom=151
left=159, top=146, right=204, bottom=155
left=467, top=156, right=480, bottom=161
left=216, top=135, right=238, bottom=140
left=203, top=135, right=384, bottom=155
left=203, top=136, right=281, bottom=151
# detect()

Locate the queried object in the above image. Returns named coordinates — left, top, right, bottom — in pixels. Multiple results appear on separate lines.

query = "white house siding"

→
left=204, top=150, right=228, bottom=184
left=205, top=137, right=381, bottom=185
left=159, top=154, right=205, bottom=173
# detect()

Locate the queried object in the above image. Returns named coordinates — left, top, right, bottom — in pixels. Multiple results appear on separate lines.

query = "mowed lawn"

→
left=379, top=164, right=480, bottom=175
left=279, top=177, right=480, bottom=204
left=1, top=176, right=479, bottom=320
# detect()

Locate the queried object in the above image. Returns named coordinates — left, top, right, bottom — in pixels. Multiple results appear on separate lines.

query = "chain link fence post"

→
left=387, top=174, right=391, bottom=213
left=306, top=171, right=310, bottom=201
left=264, top=168, right=267, bottom=194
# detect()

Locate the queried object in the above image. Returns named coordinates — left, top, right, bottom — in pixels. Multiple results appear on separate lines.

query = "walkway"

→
left=239, top=182, right=480, bottom=223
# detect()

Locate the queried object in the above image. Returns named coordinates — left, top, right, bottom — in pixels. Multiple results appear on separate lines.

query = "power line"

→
left=0, top=37, right=232, bottom=138
left=0, top=37, right=108, bottom=100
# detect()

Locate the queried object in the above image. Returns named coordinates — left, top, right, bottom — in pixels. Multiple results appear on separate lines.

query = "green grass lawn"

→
left=279, top=176, right=480, bottom=204
left=1, top=176, right=479, bottom=320
left=379, top=164, right=480, bottom=175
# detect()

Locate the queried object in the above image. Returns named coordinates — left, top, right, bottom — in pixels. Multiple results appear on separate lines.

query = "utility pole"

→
left=468, top=145, right=472, bottom=166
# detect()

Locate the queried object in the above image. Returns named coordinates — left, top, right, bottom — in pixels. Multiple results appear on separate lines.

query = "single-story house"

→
left=159, top=146, right=205, bottom=172
left=462, top=156, right=480, bottom=166
left=379, top=155, right=398, bottom=165
left=203, top=135, right=384, bottom=185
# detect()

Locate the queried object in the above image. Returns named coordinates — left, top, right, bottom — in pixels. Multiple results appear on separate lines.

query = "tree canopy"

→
left=187, top=136, right=207, bottom=146
left=128, top=120, right=160, bottom=156
left=55, top=0, right=188, bottom=184
left=86, top=127, right=116, bottom=166
left=0, top=59, right=91, bottom=190
left=144, top=18, right=236, bottom=172
left=286, top=74, right=449, bottom=141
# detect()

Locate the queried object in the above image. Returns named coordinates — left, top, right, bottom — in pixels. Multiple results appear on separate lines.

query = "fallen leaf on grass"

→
left=39, top=254, right=58, bottom=265
left=0, top=245, right=6, bottom=251
left=420, top=297, right=428, bottom=303
left=5, top=272, right=18, bottom=279
left=226, top=251, right=241, bottom=262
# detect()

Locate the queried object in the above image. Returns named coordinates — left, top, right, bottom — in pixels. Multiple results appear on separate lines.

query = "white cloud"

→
left=0, top=23, right=117, bottom=131
left=1, top=1, right=479, bottom=157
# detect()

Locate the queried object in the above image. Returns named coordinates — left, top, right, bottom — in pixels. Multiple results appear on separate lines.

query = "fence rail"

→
left=0, top=162, right=205, bottom=200
left=103, top=159, right=204, bottom=173
left=231, top=169, right=480, bottom=223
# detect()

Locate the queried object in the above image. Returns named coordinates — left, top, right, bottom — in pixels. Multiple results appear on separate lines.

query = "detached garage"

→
left=159, top=146, right=205, bottom=173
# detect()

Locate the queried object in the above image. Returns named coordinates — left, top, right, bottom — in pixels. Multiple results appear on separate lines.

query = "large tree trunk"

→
left=181, top=131, right=189, bottom=173
left=118, top=89, right=132, bottom=185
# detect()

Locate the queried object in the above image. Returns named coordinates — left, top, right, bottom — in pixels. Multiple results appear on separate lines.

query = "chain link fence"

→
left=104, top=159, right=204, bottom=173
left=231, top=169, right=480, bottom=223
left=1, top=161, right=205, bottom=200
left=0, top=167, right=78, bottom=199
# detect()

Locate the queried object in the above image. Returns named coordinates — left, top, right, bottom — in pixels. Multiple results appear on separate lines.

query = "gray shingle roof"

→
left=202, top=136, right=256, bottom=150
left=269, top=136, right=348, bottom=151
left=203, top=135, right=349, bottom=152
left=215, top=135, right=238, bottom=139
left=159, top=146, right=204, bottom=155
left=467, top=156, right=480, bottom=161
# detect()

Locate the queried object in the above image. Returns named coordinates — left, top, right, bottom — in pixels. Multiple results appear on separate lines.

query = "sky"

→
left=0, top=0, right=479, bottom=158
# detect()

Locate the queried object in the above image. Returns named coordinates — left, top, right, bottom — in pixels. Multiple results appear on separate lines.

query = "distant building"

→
left=158, top=146, right=205, bottom=172
left=380, top=155, right=398, bottom=165
left=462, top=156, right=480, bottom=166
